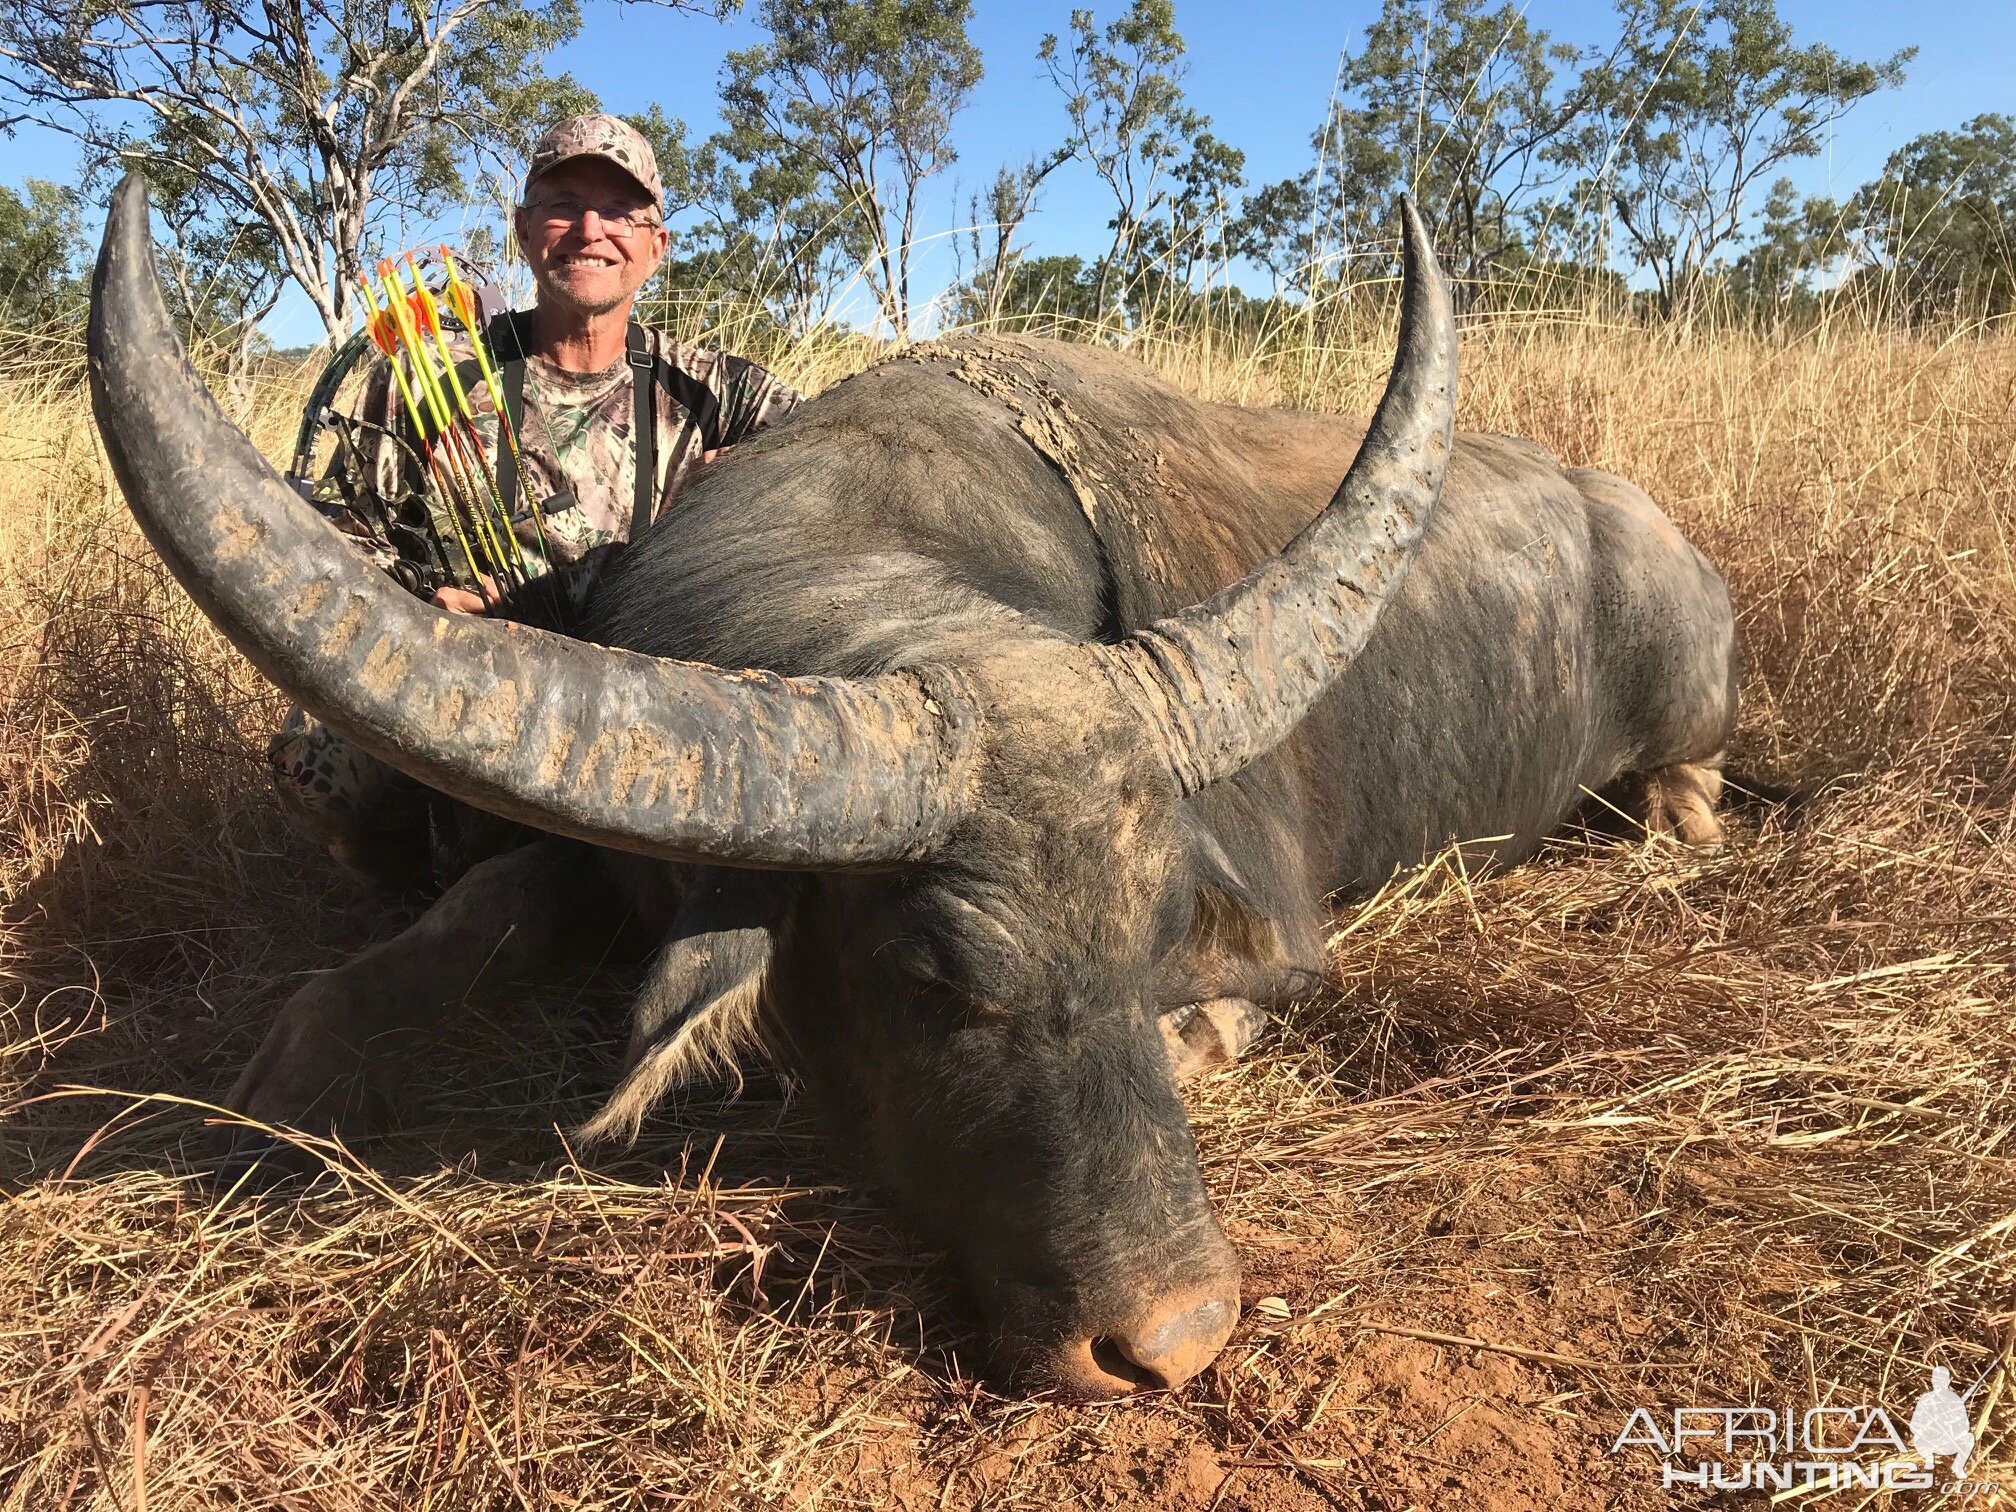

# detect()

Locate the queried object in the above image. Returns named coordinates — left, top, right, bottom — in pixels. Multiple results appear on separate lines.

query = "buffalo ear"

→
left=1171, top=811, right=1323, bottom=1003
left=1184, top=816, right=1256, bottom=913
left=577, top=872, right=795, bottom=1146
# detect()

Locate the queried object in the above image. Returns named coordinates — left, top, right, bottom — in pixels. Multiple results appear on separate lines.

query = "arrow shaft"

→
left=362, top=275, right=499, bottom=590
left=380, top=261, right=532, bottom=588
left=407, top=257, right=533, bottom=582
left=440, top=248, right=551, bottom=556
left=361, top=281, right=485, bottom=586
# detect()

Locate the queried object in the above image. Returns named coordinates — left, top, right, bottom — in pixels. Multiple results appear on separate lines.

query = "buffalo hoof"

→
left=225, top=987, right=402, bottom=1145
left=1643, top=759, right=1727, bottom=849
left=207, top=1124, right=327, bottom=1195
left=208, top=1012, right=399, bottom=1198
left=1161, top=997, right=1268, bottom=1081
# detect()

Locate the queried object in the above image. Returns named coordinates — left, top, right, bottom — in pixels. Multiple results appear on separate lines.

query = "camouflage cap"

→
left=525, top=113, right=663, bottom=205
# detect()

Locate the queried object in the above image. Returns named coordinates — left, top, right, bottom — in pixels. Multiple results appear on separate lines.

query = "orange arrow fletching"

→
left=440, top=247, right=478, bottom=328
left=406, top=254, right=445, bottom=339
left=358, top=280, right=397, bottom=356
left=447, top=276, right=478, bottom=336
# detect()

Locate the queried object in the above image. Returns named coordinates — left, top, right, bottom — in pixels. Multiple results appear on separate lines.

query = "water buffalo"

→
left=89, top=175, right=1736, bottom=1399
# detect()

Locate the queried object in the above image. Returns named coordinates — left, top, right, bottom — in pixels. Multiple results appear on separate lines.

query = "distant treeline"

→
left=2, top=0, right=2011, bottom=365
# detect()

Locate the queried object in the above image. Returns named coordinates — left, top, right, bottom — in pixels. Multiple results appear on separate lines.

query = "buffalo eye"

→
left=878, top=929, right=949, bottom=989
left=881, top=883, right=1023, bottom=994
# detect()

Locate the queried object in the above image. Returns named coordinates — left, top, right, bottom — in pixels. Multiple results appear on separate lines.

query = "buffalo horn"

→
left=1103, top=197, right=1458, bottom=794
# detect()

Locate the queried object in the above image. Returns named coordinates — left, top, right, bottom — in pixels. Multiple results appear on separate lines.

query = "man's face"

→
left=516, top=157, right=669, bottom=318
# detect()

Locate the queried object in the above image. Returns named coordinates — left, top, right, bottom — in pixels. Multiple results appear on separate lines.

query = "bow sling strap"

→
left=489, top=312, right=660, bottom=545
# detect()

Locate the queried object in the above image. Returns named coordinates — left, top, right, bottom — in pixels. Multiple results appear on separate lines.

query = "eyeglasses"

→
left=523, top=196, right=662, bottom=239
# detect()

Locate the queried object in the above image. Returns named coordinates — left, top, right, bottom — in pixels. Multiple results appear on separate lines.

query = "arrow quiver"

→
left=286, top=256, right=518, bottom=601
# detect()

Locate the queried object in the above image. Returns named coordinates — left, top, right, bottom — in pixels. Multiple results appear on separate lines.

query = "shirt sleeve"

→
left=640, top=333, right=811, bottom=524
left=710, top=353, right=804, bottom=449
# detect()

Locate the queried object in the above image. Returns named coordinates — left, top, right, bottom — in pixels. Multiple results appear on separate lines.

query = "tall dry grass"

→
left=1, top=304, right=2014, bottom=1508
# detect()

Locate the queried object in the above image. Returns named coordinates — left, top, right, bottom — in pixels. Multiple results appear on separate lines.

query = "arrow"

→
left=405, top=252, right=533, bottom=583
left=439, top=246, right=549, bottom=555
left=378, top=258, right=519, bottom=588
left=358, top=274, right=486, bottom=590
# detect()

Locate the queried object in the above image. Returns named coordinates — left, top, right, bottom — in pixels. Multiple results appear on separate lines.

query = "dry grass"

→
left=3, top=307, right=2015, bottom=1509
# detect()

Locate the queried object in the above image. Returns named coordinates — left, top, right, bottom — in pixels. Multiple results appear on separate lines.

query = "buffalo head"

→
left=88, top=177, right=1455, bottom=1396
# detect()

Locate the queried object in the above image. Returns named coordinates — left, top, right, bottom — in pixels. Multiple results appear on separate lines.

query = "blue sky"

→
left=3, top=0, right=2008, bottom=345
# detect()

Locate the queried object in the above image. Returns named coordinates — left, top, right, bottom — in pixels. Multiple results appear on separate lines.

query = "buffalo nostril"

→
left=1089, top=1334, right=1169, bottom=1391
left=1067, top=1295, right=1237, bottom=1396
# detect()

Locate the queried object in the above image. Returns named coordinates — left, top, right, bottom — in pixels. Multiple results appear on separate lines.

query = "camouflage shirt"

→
left=327, top=324, right=803, bottom=585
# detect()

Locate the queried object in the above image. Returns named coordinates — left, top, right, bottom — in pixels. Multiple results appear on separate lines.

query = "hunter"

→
left=270, top=113, right=804, bottom=888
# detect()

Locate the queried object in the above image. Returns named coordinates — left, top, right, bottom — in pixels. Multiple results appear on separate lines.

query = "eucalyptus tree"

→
left=0, top=0, right=725, bottom=340
left=1572, top=0, right=1909, bottom=317
left=716, top=0, right=982, bottom=340
left=1039, top=0, right=1241, bottom=320
left=1846, top=114, right=2016, bottom=322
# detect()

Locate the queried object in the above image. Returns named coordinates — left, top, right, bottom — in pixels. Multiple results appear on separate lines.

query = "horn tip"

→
left=102, top=174, right=152, bottom=273
left=1392, top=191, right=1455, bottom=381
left=112, top=171, right=150, bottom=218
left=1395, top=195, right=1437, bottom=280
left=93, top=174, right=156, bottom=326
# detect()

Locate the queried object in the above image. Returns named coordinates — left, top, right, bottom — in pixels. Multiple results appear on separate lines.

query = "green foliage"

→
left=1571, top=0, right=1910, bottom=316
left=1722, top=178, right=1846, bottom=319
left=629, top=103, right=805, bottom=337
left=0, top=0, right=678, bottom=339
left=1039, top=0, right=1243, bottom=320
left=952, top=252, right=1103, bottom=329
left=960, top=150, right=1072, bottom=325
left=1845, top=114, right=2016, bottom=323
left=0, top=0, right=1991, bottom=346
left=1229, top=173, right=1318, bottom=297
left=0, top=177, right=84, bottom=330
left=712, top=0, right=982, bottom=338
left=119, top=117, right=290, bottom=370
left=1470, top=242, right=1631, bottom=314
left=1235, top=0, right=1909, bottom=320
left=1130, top=125, right=1243, bottom=292
left=624, top=106, right=706, bottom=217
left=1300, top=0, right=1591, bottom=291
left=683, top=119, right=864, bottom=338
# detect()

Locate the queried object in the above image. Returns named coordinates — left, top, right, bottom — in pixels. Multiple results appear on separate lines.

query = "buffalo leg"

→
left=1154, top=890, right=1323, bottom=1084
left=219, top=837, right=619, bottom=1174
left=1642, top=758, right=1726, bottom=848
left=1160, top=998, right=1269, bottom=1081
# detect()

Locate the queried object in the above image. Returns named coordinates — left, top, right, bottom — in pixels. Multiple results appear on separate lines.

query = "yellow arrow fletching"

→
left=441, top=249, right=480, bottom=333
left=407, top=256, right=479, bottom=424
left=381, top=263, right=447, bottom=420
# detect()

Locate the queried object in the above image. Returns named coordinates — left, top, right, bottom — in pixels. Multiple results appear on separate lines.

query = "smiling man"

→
left=438, top=112, right=804, bottom=608
left=270, top=113, right=803, bottom=886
